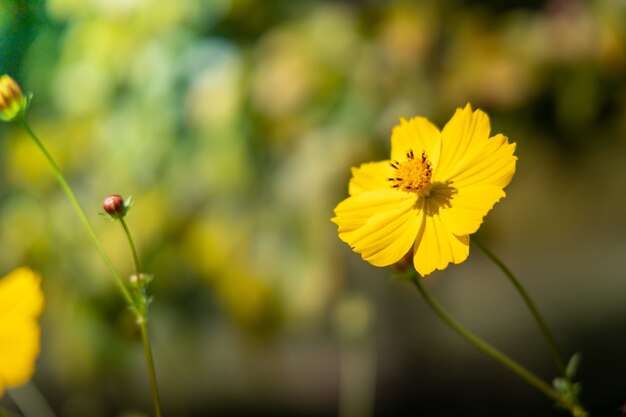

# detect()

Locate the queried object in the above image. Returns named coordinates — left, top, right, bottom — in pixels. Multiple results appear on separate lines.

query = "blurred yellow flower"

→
left=332, top=104, right=516, bottom=276
left=0, top=267, right=44, bottom=396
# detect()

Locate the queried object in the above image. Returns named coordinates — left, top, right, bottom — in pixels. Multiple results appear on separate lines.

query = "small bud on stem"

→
left=0, top=75, right=29, bottom=122
left=103, top=194, right=128, bottom=219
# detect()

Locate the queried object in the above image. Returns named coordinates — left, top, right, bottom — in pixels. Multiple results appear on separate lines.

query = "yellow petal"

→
left=0, top=268, right=44, bottom=319
left=439, top=184, right=505, bottom=236
left=0, top=268, right=44, bottom=395
left=448, top=134, right=517, bottom=189
left=413, top=214, right=469, bottom=276
left=348, top=198, right=422, bottom=266
left=348, top=160, right=394, bottom=196
left=0, top=320, right=40, bottom=390
left=434, top=104, right=492, bottom=182
left=391, top=116, right=441, bottom=168
left=332, top=189, right=416, bottom=243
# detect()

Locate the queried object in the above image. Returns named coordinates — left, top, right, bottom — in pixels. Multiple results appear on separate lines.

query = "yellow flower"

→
left=0, top=75, right=28, bottom=122
left=0, top=267, right=44, bottom=396
left=332, top=104, right=517, bottom=276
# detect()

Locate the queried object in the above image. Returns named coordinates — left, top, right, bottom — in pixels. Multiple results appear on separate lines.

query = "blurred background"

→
left=1, top=0, right=626, bottom=416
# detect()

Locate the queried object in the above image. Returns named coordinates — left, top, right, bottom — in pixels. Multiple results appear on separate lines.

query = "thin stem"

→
left=18, top=118, right=163, bottom=416
left=119, top=212, right=163, bottom=417
left=17, top=118, right=134, bottom=308
left=120, top=217, right=141, bottom=276
left=472, top=238, right=567, bottom=375
left=138, top=319, right=163, bottom=417
left=408, top=273, right=578, bottom=414
left=9, top=382, right=57, bottom=417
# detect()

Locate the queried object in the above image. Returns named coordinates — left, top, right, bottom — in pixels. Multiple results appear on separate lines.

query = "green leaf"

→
left=566, top=353, right=582, bottom=379
left=124, top=195, right=133, bottom=210
left=552, top=377, right=566, bottom=394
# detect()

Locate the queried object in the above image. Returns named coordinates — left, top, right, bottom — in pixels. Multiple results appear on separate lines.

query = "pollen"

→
left=388, top=149, right=432, bottom=194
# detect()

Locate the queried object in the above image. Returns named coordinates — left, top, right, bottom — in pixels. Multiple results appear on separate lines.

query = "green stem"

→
left=19, top=118, right=163, bottom=416
left=472, top=238, right=566, bottom=375
left=408, top=273, right=578, bottom=414
left=138, top=318, right=163, bottom=417
left=17, top=118, right=134, bottom=309
left=120, top=217, right=141, bottom=275
left=118, top=215, right=163, bottom=417
left=9, top=382, right=57, bottom=417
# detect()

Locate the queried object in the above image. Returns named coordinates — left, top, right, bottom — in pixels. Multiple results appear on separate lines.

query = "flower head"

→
left=103, top=194, right=129, bottom=219
left=332, top=104, right=517, bottom=276
left=0, top=75, right=29, bottom=122
left=0, top=267, right=44, bottom=396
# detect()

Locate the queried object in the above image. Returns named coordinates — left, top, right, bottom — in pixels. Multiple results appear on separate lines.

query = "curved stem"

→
left=472, top=238, right=566, bottom=375
left=120, top=217, right=141, bottom=276
left=408, top=273, right=577, bottom=413
left=138, top=319, right=163, bottom=417
left=19, top=118, right=163, bottom=416
left=17, top=118, right=134, bottom=308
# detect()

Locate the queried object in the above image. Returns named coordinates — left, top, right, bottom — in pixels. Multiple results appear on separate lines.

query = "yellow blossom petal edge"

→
left=332, top=104, right=517, bottom=276
left=348, top=161, right=395, bottom=196
left=0, top=267, right=44, bottom=396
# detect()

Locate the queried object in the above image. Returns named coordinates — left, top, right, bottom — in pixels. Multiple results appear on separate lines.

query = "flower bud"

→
left=103, top=194, right=128, bottom=218
left=0, top=75, right=28, bottom=122
left=129, top=273, right=152, bottom=286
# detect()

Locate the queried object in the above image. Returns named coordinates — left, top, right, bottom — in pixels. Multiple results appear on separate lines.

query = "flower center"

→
left=388, top=149, right=432, bottom=194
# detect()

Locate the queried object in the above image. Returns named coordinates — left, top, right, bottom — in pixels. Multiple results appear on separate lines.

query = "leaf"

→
left=566, top=353, right=582, bottom=380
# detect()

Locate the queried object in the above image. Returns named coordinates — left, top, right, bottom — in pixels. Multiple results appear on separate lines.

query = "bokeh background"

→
left=1, top=0, right=626, bottom=416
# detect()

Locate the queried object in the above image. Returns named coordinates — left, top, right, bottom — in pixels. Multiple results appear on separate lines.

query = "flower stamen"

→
left=389, top=149, right=432, bottom=194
